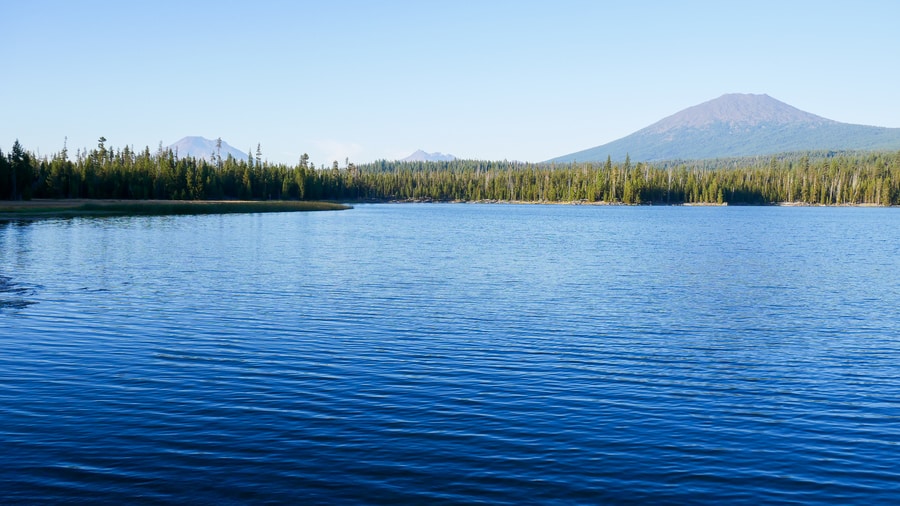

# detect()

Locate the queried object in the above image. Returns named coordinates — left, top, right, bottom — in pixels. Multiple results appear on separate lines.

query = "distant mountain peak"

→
left=168, top=136, right=248, bottom=162
left=401, top=149, right=456, bottom=162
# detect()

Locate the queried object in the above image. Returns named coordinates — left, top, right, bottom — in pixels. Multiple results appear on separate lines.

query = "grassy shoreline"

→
left=0, top=199, right=350, bottom=218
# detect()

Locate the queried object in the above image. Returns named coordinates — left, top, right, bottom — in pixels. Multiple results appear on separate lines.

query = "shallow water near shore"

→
left=2, top=204, right=899, bottom=503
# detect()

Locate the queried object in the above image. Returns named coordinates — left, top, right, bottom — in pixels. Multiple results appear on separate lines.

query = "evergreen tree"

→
left=9, top=140, right=33, bottom=200
left=0, top=147, right=9, bottom=199
left=215, top=137, right=223, bottom=171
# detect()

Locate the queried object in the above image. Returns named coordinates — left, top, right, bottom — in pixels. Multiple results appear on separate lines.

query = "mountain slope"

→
left=401, top=149, right=456, bottom=162
left=551, top=94, right=900, bottom=162
left=168, top=136, right=249, bottom=162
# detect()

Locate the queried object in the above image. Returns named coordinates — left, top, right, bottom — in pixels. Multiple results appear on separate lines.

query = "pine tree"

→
left=215, top=137, right=222, bottom=171
left=0, top=147, right=9, bottom=199
left=9, top=140, right=33, bottom=200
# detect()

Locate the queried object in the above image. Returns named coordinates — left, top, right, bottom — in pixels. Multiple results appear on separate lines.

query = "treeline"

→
left=2, top=139, right=899, bottom=205
left=0, top=138, right=340, bottom=202
left=358, top=152, right=900, bottom=205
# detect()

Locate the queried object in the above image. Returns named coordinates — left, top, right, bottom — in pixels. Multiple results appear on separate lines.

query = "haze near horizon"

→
left=4, top=1, right=899, bottom=165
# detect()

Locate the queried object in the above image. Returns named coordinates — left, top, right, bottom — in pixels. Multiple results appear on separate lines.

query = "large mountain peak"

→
left=647, top=93, right=831, bottom=133
left=550, top=94, right=900, bottom=162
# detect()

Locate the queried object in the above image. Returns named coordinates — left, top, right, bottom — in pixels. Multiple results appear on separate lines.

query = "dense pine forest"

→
left=2, top=139, right=899, bottom=205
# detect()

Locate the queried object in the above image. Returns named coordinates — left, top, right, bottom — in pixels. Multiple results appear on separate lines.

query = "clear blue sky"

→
left=4, top=0, right=899, bottom=165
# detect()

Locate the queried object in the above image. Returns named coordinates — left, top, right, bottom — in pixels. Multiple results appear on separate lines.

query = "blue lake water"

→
left=1, top=204, right=899, bottom=504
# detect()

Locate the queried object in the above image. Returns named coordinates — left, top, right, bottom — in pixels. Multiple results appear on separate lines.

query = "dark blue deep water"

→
left=2, top=204, right=899, bottom=504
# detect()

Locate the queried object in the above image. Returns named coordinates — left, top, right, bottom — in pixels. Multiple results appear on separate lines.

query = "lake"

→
left=2, top=204, right=899, bottom=504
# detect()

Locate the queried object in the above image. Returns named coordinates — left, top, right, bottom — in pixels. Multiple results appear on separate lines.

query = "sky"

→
left=3, top=0, right=899, bottom=165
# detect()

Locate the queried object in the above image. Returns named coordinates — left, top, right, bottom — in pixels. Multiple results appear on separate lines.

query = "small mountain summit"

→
left=402, top=149, right=456, bottom=162
left=551, top=94, right=900, bottom=162
left=168, top=136, right=249, bottom=162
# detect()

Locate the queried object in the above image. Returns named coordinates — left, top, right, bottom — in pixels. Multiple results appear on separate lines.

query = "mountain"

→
left=401, top=149, right=456, bottom=162
left=550, top=94, right=900, bottom=162
left=168, top=136, right=249, bottom=162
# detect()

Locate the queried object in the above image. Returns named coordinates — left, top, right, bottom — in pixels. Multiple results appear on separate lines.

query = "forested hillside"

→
left=2, top=139, right=899, bottom=206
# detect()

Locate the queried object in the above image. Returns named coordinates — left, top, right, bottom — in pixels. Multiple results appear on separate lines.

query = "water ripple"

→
left=0, top=274, right=37, bottom=310
left=2, top=206, right=900, bottom=503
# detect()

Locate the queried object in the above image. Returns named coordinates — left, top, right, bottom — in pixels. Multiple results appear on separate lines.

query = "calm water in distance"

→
left=1, top=204, right=899, bottom=504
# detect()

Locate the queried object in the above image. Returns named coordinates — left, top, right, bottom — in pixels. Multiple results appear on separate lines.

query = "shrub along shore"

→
left=0, top=199, right=349, bottom=218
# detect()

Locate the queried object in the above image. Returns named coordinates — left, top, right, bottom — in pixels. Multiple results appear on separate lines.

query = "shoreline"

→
left=366, top=198, right=891, bottom=208
left=2, top=199, right=891, bottom=218
left=0, top=199, right=350, bottom=219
